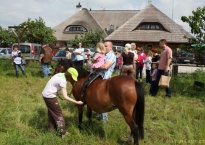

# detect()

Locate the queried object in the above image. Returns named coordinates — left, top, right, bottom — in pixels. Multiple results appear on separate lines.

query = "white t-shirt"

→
left=74, top=48, right=84, bottom=61
left=143, top=56, right=152, bottom=70
left=42, top=73, right=67, bottom=98
left=11, top=50, right=22, bottom=64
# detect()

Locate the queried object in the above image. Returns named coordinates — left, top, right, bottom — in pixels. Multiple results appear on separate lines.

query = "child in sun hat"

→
left=42, top=67, right=83, bottom=138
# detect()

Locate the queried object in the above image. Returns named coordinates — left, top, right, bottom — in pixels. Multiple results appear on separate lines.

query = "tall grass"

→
left=0, top=59, right=205, bottom=145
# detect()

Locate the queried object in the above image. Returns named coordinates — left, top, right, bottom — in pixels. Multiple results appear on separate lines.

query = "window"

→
left=1, top=49, right=6, bottom=54
left=20, top=45, right=30, bottom=53
left=34, top=46, right=41, bottom=53
left=64, top=25, right=87, bottom=33
left=134, top=22, right=168, bottom=32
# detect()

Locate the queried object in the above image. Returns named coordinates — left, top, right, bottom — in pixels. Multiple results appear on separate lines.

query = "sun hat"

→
left=67, top=67, right=78, bottom=81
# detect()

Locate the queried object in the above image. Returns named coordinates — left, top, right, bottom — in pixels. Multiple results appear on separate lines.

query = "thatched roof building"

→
left=53, top=3, right=192, bottom=49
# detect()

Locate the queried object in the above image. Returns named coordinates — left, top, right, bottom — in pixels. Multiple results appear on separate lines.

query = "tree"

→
left=68, top=29, right=104, bottom=47
left=181, top=6, right=205, bottom=65
left=20, top=17, right=56, bottom=44
left=181, top=6, right=205, bottom=43
left=0, top=26, right=16, bottom=47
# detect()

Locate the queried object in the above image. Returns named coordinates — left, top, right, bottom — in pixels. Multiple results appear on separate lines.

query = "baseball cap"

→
left=67, top=67, right=78, bottom=81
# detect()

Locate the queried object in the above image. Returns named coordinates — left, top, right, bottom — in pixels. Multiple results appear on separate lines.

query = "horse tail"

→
left=134, top=81, right=145, bottom=139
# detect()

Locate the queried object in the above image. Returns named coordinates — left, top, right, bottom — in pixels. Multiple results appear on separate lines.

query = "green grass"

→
left=0, top=59, right=205, bottom=145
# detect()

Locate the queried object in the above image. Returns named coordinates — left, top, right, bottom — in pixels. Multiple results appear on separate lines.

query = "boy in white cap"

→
left=42, top=67, right=83, bottom=137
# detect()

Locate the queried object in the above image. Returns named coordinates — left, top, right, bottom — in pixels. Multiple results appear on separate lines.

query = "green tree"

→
left=181, top=6, right=205, bottom=65
left=0, top=26, right=16, bottom=47
left=20, top=17, right=56, bottom=44
left=68, top=29, right=104, bottom=47
left=181, top=6, right=205, bottom=43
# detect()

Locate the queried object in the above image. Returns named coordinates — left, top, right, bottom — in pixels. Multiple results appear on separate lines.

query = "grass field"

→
left=0, top=59, right=205, bottom=145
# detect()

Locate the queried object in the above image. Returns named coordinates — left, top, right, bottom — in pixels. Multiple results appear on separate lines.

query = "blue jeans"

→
left=41, top=63, right=51, bottom=78
left=14, top=63, right=27, bottom=78
left=156, top=69, right=172, bottom=97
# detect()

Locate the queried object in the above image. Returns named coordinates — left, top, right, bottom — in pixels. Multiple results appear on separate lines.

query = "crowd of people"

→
left=113, top=39, right=172, bottom=98
left=10, top=39, right=172, bottom=137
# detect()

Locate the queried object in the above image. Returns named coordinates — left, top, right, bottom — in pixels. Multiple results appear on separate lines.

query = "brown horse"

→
left=54, top=59, right=145, bottom=145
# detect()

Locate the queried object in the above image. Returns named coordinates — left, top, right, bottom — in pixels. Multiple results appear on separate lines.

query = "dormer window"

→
left=64, top=25, right=87, bottom=33
left=134, top=22, right=169, bottom=32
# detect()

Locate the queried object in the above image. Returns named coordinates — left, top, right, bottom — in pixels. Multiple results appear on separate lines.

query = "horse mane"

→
left=60, top=59, right=89, bottom=78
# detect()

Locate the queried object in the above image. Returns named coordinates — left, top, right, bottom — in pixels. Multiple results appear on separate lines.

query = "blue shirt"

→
left=74, top=48, right=84, bottom=61
left=102, top=51, right=116, bottom=79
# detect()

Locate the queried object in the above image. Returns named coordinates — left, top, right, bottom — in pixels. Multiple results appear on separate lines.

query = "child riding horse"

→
left=54, top=59, right=145, bottom=145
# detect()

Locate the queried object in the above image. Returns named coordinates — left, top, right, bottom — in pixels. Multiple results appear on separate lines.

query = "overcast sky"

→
left=0, top=0, right=204, bottom=33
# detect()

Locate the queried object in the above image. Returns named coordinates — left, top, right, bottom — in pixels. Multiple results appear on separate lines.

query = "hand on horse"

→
left=77, top=101, right=83, bottom=105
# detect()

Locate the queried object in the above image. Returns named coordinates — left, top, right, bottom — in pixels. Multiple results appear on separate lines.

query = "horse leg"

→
left=77, top=106, right=84, bottom=130
left=86, top=106, right=92, bottom=125
left=123, top=115, right=139, bottom=145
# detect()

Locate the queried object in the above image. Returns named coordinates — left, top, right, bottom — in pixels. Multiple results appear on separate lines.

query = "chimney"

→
left=76, top=2, right=82, bottom=11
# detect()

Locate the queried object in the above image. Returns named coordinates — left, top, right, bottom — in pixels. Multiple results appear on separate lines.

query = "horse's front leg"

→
left=86, top=106, right=92, bottom=125
left=77, top=105, right=84, bottom=130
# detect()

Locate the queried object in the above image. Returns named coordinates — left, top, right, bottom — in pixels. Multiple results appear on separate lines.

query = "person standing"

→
left=156, top=39, right=172, bottom=97
left=39, top=42, right=53, bottom=78
left=149, top=63, right=158, bottom=96
left=130, top=43, right=138, bottom=74
left=42, top=67, right=83, bottom=137
left=11, top=45, right=27, bottom=78
left=73, top=42, right=84, bottom=67
left=86, top=54, right=92, bottom=73
left=120, top=43, right=135, bottom=77
left=143, top=51, right=153, bottom=84
left=151, top=48, right=160, bottom=63
left=94, top=41, right=116, bottom=122
left=65, top=47, right=71, bottom=59
left=136, top=48, right=144, bottom=82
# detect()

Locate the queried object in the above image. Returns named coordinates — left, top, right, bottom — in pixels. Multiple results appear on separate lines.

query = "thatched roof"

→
left=53, top=9, right=138, bottom=41
left=90, top=10, right=138, bottom=31
left=53, top=8, right=104, bottom=41
left=105, top=4, right=192, bottom=43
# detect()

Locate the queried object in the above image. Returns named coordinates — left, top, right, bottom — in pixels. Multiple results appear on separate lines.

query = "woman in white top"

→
left=42, top=67, right=83, bottom=138
left=143, top=51, right=153, bottom=84
left=65, top=47, right=71, bottom=59
left=11, top=45, right=27, bottom=78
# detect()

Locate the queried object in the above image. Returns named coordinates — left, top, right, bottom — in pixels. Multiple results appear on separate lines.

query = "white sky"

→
left=0, top=0, right=204, bottom=33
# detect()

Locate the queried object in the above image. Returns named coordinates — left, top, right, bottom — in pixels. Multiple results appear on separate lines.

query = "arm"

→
left=39, top=48, right=44, bottom=62
left=132, top=56, right=135, bottom=68
left=95, top=60, right=113, bottom=70
left=61, top=88, right=83, bottom=105
left=165, top=58, right=172, bottom=72
left=39, top=54, right=44, bottom=62
left=74, top=48, right=83, bottom=55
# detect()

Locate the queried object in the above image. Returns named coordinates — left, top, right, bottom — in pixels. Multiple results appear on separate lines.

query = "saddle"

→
left=81, top=71, right=102, bottom=103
